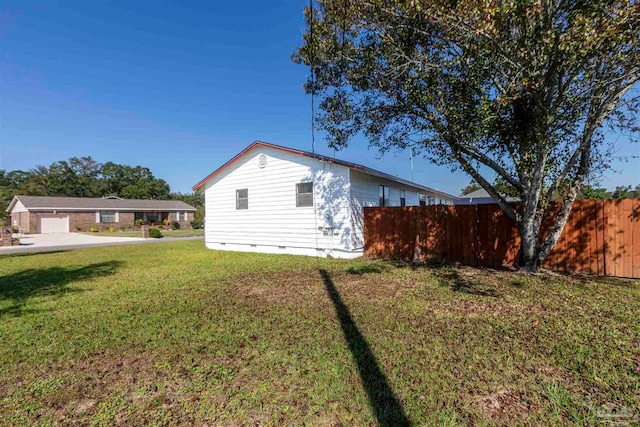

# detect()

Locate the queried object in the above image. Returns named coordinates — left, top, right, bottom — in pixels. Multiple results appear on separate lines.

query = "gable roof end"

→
left=192, top=140, right=457, bottom=199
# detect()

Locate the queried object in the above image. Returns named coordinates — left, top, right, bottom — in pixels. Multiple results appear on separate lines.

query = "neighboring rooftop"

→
left=193, top=140, right=457, bottom=200
left=7, top=195, right=196, bottom=212
left=455, top=188, right=520, bottom=205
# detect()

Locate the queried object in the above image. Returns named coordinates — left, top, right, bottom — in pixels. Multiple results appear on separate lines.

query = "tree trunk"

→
left=519, top=218, right=542, bottom=272
left=518, top=195, right=578, bottom=273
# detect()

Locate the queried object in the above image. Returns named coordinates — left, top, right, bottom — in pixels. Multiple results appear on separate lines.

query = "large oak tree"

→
left=294, top=0, right=639, bottom=271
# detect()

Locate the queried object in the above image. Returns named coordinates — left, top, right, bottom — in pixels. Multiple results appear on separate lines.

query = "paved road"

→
left=0, top=235, right=204, bottom=255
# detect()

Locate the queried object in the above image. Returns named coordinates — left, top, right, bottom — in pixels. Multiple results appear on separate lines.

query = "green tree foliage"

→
left=295, top=0, right=639, bottom=271
left=611, top=184, right=640, bottom=199
left=578, top=185, right=611, bottom=200
left=0, top=158, right=196, bottom=219
left=460, top=182, right=481, bottom=196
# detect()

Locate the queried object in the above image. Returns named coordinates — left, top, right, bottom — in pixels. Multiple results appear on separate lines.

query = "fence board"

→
left=634, top=200, right=640, bottom=278
left=364, top=199, right=639, bottom=278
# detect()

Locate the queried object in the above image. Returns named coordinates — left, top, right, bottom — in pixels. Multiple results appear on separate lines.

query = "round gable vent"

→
left=258, top=154, right=267, bottom=168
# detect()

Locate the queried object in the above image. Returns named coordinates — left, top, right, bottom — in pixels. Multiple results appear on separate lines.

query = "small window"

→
left=400, top=190, right=406, bottom=207
left=236, top=189, right=248, bottom=210
left=419, top=194, right=426, bottom=206
left=177, top=211, right=186, bottom=221
left=296, top=182, right=313, bottom=207
left=379, top=185, right=390, bottom=206
left=100, top=211, right=115, bottom=223
left=428, top=196, right=436, bottom=206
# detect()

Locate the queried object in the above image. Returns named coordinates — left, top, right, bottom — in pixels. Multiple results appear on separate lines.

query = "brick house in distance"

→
left=7, top=195, right=196, bottom=233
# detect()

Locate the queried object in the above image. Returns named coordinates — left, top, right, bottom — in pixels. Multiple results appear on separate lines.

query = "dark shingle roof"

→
left=10, top=196, right=196, bottom=212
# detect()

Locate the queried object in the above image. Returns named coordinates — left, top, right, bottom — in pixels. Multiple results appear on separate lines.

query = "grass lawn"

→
left=0, top=241, right=638, bottom=426
left=83, top=228, right=204, bottom=238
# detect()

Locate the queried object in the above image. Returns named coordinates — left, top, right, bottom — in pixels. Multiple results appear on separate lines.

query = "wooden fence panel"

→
left=363, top=199, right=639, bottom=278
left=634, top=200, right=640, bottom=278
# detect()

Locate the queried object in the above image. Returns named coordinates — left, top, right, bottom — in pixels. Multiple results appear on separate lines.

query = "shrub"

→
left=90, top=227, right=98, bottom=233
left=109, top=227, right=115, bottom=232
left=135, top=219, right=145, bottom=227
left=149, top=228, right=163, bottom=238
left=11, top=226, right=19, bottom=233
left=73, top=226, right=81, bottom=232
left=120, top=226, right=126, bottom=231
left=171, top=221, right=180, bottom=230
left=190, top=219, right=203, bottom=229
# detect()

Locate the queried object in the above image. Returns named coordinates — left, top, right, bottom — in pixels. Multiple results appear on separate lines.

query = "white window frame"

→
left=296, top=182, right=314, bottom=207
left=400, top=190, right=406, bottom=207
left=100, top=210, right=116, bottom=223
left=236, top=189, right=248, bottom=210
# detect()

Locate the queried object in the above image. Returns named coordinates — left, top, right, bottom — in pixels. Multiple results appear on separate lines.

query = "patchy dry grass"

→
left=0, top=242, right=638, bottom=426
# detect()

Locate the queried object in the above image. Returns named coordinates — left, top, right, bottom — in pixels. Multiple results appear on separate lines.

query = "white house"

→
left=193, top=141, right=457, bottom=258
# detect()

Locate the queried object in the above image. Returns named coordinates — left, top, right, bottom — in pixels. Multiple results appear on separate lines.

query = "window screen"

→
left=236, top=189, right=248, bottom=210
left=296, top=182, right=313, bottom=207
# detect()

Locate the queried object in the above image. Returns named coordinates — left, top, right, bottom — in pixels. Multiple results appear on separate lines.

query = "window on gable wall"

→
left=296, top=182, right=313, bottom=207
left=236, top=189, right=248, bottom=210
left=379, top=185, right=390, bottom=206
left=400, top=190, right=406, bottom=206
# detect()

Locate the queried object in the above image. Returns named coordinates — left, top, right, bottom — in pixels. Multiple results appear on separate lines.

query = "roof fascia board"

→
left=6, top=196, right=19, bottom=213
left=24, top=207, right=196, bottom=212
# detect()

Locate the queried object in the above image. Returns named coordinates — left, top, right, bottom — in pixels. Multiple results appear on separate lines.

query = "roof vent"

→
left=258, top=154, right=267, bottom=168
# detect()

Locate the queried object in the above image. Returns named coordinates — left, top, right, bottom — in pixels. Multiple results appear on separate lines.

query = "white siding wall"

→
left=204, top=147, right=354, bottom=257
left=348, top=170, right=455, bottom=250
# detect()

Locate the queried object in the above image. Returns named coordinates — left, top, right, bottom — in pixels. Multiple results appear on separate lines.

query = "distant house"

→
left=193, top=141, right=457, bottom=258
left=454, top=188, right=520, bottom=205
left=6, top=196, right=196, bottom=233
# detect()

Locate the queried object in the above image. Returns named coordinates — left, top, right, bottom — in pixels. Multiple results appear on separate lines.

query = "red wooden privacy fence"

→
left=364, top=199, right=640, bottom=278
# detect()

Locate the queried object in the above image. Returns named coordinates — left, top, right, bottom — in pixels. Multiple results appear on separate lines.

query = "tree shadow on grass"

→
left=320, top=269, right=410, bottom=427
left=0, top=261, right=123, bottom=318
left=431, top=269, right=502, bottom=298
left=0, top=250, right=69, bottom=258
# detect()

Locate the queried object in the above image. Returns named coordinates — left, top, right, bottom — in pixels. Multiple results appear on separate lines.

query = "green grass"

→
left=83, top=228, right=204, bottom=238
left=0, top=241, right=638, bottom=426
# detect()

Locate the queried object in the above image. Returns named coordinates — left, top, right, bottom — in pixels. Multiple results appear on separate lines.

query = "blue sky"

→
left=0, top=1, right=637, bottom=195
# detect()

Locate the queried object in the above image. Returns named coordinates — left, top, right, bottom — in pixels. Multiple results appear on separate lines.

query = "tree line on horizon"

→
left=0, top=156, right=203, bottom=220
left=460, top=180, right=640, bottom=200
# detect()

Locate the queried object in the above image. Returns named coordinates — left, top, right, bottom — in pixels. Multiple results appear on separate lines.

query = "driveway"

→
left=0, top=233, right=202, bottom=255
